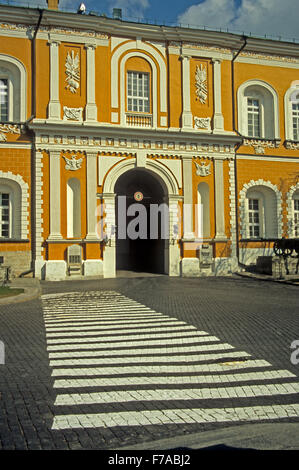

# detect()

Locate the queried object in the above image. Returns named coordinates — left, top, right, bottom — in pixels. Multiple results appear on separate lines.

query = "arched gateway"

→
left=102, top=157, right=181, bottom=278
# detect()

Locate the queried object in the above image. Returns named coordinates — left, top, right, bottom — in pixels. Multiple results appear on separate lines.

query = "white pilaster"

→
left=85, top=43, right=97, bottom=123
left=181, top=55, right=193, bottom=129
left=214, top=157, right=227, bottom=240
left=103, top=193, right=116, bottom=278
left=48, top=40, right=61, bottom=121
left=48, top=150, right=62, bottom=240
left=86, top=151, right=98, bottom=240
left=182, top=155, right=194, bottom=239
left=212, top=59, right=224, bottom=133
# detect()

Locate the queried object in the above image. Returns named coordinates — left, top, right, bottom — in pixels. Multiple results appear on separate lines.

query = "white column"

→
left=212, top=59, right=224, bottom=133
left=181, top=55, right=193, bottom=129
left=86, top=151, right=98, bottom=240
left=168, top=195, right=181, bottom=276
left=48, top=40, right=61, bottom=121
left=102, top=193, right=116, bottom=278
left=48, top=150, right=62, bottom=240
left=85, top=43, right=97, bottom=123
left=182, top=155, right=194, bottom=239
left=214, top=157, right=227, bottom=240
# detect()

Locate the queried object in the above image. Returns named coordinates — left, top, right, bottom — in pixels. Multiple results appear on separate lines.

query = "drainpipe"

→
left=231, top=36, right=247, bottom=266
left=27, top=9, right=44, bottom=277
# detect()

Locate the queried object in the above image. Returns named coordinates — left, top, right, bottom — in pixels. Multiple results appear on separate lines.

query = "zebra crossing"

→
left=41, top=291, right=299, bottom=431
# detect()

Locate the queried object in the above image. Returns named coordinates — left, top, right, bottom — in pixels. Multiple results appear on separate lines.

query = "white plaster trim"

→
left=0, top=53, right=27, bottom=121
left=35, top=151, right=44, bottom=260
left=284, top=85, right=299, bottom=141
left=111, top=40, right=167, bottom=114
left=237, top=79, right=280, bottom=140
left=239, top=179, right=282, bottom=239
left=102, top=157, right=180, bottom=196
left=0, top=170, right=29, bottom=239
left=119, top=51, right=158, bottom=128
left=229, top=160, right=237, bottom=256
left=286, top=182, right=299, bottom=237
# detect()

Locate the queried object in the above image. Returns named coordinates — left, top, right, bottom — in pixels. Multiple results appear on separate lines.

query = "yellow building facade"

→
left=0, top=1, right=299, bottom=280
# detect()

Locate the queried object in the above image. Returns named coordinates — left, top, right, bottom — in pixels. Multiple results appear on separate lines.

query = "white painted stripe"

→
left=46, top=331, right=211, bottom=345
left=51, top=364, right=296, bottom=383
left=43, top=308, right=156, bottom=316
left=52, top=368, right=294, bottom=388
left=47, top=341, right=247, bottom=353
left=50, top=357, right=268, bottom=370
left=51, top=403, right=299, bottom=429
left=47, top=338, right=223, bottom=359
left=44, top=315, right=168, bottom=324
left=45, top=321, right=189, bottom=333
left=50, top=350, right=235, bottom=366
left=54, top=381, right=299, bottom=406
left=45, top=325, right=195, bottom=337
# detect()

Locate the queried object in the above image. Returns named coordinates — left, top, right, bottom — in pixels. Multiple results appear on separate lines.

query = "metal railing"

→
left=1, top=0, right=299, bottom=44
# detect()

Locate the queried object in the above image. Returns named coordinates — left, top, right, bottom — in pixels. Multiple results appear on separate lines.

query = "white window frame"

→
left=247, top=97, right=262, bottom=138
left=0, top=192, right=11, bottom=238
left=293, top=197, right=299, bottom=237
left=284, top=86, right=299, bottom=141
left=238, top=80, right=279, bottom=140
left=127, top=71, right=150, bottom=114
left=247, top=197, right=263, bottom=238
left=0, top=55, right=27, bottom=123
left=0, top=78, right=9, bottom=122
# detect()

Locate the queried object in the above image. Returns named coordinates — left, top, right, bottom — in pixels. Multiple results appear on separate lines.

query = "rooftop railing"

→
left=1, top=0, right=299, bottom=45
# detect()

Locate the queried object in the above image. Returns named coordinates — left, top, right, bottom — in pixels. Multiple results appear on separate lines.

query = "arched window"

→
left=238, top=80, right=279, bottom=139
left=67, top=178, right=81, bottom=238
left=240, top=182, right=282, bottom=239
left=284, top=84, right=299, bottom=141
left=197, top=182, right=210, bottom=239
left=286, top=184, right=299, bottom=237
left=0, top=55, right=26, bottom=122
left=0, top=178, right=22, bottom=239
left=125, top=56, right=152, bottom=127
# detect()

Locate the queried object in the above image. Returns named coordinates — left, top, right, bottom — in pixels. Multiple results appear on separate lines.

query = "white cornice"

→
left=1, top=5, right=299, bottom=59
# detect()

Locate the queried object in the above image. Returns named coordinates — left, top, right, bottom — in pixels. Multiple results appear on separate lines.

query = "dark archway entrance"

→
left=115, top=168, right=166, bottom=274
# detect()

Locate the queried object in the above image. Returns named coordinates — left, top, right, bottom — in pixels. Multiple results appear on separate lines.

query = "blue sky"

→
left=17, top=0, right=299, bottom=41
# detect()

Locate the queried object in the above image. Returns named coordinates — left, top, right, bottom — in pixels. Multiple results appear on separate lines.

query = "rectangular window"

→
left=247, top=98, right=260, bottom=138
left=0, top=193, right=10, bottom=238
left=292, top=104, right=299, bottom=141
left=0, top=79, right=8, bottom=122
left=248, top=198, right=260, bottom=238
left=127, top=71, right=150, bottom=113
left=294, top=199, right=299, bottom=237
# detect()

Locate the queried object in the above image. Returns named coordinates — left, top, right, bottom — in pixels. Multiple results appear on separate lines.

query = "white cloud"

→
left=178, top=0, right=299, bottom=40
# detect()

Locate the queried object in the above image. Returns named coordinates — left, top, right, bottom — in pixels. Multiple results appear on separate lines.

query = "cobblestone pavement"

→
left=0, top=275, right=298, bottom=450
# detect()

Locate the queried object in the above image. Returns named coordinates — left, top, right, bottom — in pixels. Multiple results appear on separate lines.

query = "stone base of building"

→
left=35, top=259, right=104, bottom=280
left=0, top=251, right=31, bottom=278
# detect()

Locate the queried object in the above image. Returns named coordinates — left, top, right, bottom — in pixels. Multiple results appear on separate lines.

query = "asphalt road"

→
left=0, top=274, right=298, bottom=451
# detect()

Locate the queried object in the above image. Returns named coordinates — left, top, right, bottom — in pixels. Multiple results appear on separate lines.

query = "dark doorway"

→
left=115, top=168, right=167, bottom=273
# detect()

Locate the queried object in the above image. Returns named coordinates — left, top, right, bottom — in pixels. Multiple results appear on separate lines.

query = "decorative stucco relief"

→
left=63, top=107, right=83, bottom=121
left=65, top=51, right=80, bottom=93
left=194, top=117, right=211, bottom=130
left=243, top=138, right=281, bottom=154
left=63, top=154, right=84, bottom=171
left=195, top=64, right=208, bottom=104
left=194, top=160, right=211, bottom=176
left=0, top=124, right=21, bottom=142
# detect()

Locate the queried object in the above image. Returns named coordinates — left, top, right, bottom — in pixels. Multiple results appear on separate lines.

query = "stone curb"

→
left=119, top=423, right=299, bottom=451
left=235, top=271, right=299, bottom=285
left=0, top=283, right=42, bottom=305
